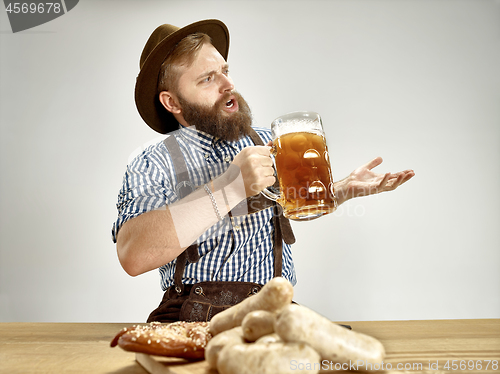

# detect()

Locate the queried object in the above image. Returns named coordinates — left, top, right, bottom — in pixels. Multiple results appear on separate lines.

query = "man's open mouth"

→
left=223, top=97, right=239, bottom=113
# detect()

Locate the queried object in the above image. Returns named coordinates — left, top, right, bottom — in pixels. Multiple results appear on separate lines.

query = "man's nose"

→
left=218, top=73, right=234, bottom=93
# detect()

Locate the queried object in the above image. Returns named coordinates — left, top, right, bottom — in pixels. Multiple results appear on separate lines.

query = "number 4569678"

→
left=444, top=360, right=498, bottom=371
left=5, top=3, right=62, bottom=14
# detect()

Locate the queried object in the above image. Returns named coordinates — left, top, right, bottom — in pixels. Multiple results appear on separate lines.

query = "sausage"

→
left=217, top=341, right=321, bottom=374
left=209, top=277, right=293, bottom=336
left=204, top=326, right=244, bottom=369
left=255, top=333, right=281, bottom=344
left=242, top=310, right=276, bottom=342
left=275, top=304, right=385, bottom=371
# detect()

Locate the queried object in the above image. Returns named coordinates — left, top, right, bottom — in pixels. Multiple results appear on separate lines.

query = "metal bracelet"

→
left=204, top=184, right=223, bottom=221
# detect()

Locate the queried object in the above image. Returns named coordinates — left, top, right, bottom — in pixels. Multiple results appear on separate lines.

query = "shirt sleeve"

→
left=111, top=148, right=175, bottom=243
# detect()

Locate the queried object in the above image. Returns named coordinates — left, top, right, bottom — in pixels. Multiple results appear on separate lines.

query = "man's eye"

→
left=203, top=76, right=212, bottom=83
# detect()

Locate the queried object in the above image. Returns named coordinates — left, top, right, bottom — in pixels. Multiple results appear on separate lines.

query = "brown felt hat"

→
left=135, top=19, right=230, bottom=134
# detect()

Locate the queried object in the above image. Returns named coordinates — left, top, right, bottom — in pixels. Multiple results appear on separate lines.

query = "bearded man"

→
left=111, top=20, right=414, bottom=322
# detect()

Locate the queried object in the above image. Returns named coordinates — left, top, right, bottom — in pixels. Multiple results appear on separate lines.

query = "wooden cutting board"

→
left=136, top=353, right=214, bottom=374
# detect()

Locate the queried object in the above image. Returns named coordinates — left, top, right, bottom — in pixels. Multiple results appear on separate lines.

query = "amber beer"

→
left=262, top=111, right=337, bottom=220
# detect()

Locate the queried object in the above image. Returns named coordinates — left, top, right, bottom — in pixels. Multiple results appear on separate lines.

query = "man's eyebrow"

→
left=196, top=64, right=229, bottom=81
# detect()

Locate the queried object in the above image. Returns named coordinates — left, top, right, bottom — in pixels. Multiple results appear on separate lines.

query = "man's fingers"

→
left=377, top=172, right=391, bottom=190
left=386, top=172, right=405, bottom=190
left=264, top=175, right=276, bottom=187
left=398, top=170, right=415, bottom=186
left=261, top=165, right=275, bottom=178
left=365, top=156, right=383, bottom=170
left=249, top=172, right=276, bottom=196
left=253, top=145, right=272, bottom=155
left=260, top=156, right=274, bottom=168
left=385, top=170, right=414, bottom=190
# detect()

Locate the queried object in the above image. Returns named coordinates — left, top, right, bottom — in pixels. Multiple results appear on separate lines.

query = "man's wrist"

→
left=333, top=177, right=351, bottom=206
left=212, top=165, right=247, bottom=212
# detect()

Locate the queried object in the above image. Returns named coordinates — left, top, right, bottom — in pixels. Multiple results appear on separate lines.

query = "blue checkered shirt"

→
left=112, top=126, right=296, bottom=291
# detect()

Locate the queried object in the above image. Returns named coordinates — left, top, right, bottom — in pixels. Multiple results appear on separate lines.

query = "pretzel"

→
left=110, top=321, right=212, bottom=359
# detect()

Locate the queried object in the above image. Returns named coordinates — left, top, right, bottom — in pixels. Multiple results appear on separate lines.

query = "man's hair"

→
left=157, top=33, right=212, bottom=94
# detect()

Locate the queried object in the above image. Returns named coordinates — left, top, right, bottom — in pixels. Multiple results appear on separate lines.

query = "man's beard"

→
left=177, top=91, right=253, bottom=142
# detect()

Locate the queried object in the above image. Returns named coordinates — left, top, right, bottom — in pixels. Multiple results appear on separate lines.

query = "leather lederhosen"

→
left=147, top=129, right=295, bottom=323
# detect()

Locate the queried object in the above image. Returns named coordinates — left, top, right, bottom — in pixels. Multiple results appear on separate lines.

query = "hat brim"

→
left=135, top=19, right=229, bottom=134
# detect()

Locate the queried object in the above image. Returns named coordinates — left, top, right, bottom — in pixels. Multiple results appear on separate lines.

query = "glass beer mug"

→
left=261, top=111, right=338, bottom=220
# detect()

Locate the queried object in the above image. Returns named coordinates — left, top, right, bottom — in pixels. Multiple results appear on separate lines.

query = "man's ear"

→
left=158, top=91, right=181, bottom=114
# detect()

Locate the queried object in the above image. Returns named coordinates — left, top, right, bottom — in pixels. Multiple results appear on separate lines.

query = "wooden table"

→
left=1, top=319, right=499, bottom=373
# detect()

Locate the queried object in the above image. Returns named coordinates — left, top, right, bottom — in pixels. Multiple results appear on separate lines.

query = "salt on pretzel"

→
left=110, top=321, right=212, bottom=360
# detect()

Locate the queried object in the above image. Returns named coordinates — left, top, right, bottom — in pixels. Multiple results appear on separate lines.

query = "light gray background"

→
left=1, top=0, right=499, bottom=322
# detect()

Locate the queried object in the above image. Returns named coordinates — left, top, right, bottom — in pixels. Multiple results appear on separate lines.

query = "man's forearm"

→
left=169, top=167, right=247, bottom=247
left=116, top=166, right=248, bottom=276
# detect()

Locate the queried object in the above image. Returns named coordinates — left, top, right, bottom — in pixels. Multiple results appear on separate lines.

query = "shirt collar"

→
left=176, top=124, right=240, bottom=153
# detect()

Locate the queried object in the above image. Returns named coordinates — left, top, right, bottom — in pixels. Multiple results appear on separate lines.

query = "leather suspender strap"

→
left=164, top=135, right=200, bottom=294
left=164, top=135, right=194, bottom=199
left=273, top=205, right=283, bottom=277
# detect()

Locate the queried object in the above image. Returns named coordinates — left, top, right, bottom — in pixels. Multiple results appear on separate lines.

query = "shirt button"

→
left=224, top=156, right=231, bottom=163
left=233, top=225, right=241, bottom=232
left=204, top=153, right=210, bottom=159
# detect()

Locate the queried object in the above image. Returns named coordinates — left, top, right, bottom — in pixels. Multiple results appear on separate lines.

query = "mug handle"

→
left=260, top=143, right=281, bottom=201
left=261, top=184, right=281, bottom=201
